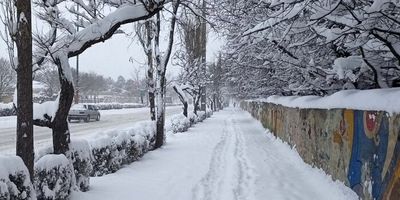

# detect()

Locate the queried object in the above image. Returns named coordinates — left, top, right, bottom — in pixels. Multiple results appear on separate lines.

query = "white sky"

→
left=0, top=12, right=223, bottom=80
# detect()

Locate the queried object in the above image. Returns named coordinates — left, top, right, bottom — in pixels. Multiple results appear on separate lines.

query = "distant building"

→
left=165, top=96, right=173, bottom=104
left=0, top=81, right=53, bottom=103
left=0, top=93, right=13, bottom=103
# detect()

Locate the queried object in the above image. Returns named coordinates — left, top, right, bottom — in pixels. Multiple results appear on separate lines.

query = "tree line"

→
left=0, top=0, right=224, bottom=180
left=0, top=59, right=149, bottom=103
left=210, top=0, right=400, bottom=98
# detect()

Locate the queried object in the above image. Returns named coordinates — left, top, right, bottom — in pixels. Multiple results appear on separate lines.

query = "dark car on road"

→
left=68, top=104, right=100, bottom=122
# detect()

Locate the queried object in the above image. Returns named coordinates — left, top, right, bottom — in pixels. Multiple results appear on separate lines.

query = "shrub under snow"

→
left=188, top=112, right=197, bottom=125
left=67, top=139, right=93, bottom=192
left=168, top=114, right=191, bottom=133
left=187, top=111, right=212, bottom=125
left=34, top=154, right=75, bottom=200
left=0, top=156, right=36, bottom=200
left=89, top=121, right=156, bottom=176
left=135, top=121, right=157, bottom=151
left=196, top=111, right=207, bottom=122
left=35, top=139, right=93, bottom=192
left=89, top=134, right=120, bottom=176
left=167, top=111, right=213, bottom=134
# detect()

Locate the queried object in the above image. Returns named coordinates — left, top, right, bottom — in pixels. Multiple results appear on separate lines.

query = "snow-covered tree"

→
left=207, top=55, right=223, bottom=111
left=0, top=58, right=15, bottom=98
left=153, top=0, right=180, bottom=148
left=31, top=0, right=168, bottom=154
left=34, top=64, right=60, bottom=98
left=135, top=19, right=157, bottom=120
left=211, top=0, right=400, bottom=98
left=173, top=1, right=208, bottom=114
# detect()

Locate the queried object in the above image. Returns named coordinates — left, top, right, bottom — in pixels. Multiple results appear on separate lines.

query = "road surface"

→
left=0, top=106, right=182, bottom=154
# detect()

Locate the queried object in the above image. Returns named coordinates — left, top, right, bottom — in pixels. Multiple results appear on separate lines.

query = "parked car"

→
left=68, top=104, right=100, bottom=122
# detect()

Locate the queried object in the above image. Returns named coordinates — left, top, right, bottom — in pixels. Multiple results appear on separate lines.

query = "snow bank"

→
left=34, top=154, right=75, bottom=200
left=0, top=103, right=13, bottom=110
left=0, top=102, right=146, bottom=118
left=0, top=156, right=36, bottom=200
left=85, top=103, right=145, bottom=110
left=254, top=88, right=400, bottom=114
left=261, top=130, right=359, bottom=200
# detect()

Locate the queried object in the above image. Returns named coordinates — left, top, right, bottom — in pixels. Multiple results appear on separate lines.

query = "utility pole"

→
left=74, top=5, right=80, bottom=104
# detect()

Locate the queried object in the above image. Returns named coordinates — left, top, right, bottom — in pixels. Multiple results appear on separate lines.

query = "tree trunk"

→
left=172, top=85, right=188, bottom=117
left=15, top=0, right=34, bottom=178
left=52, top=58, right=74, bottom=154
left=154, top=13, right=164, bottom=149
left=155, top=73, right=166, bottom=148
left=193, top=92, right=201, bottom=115
left=145, top=20, right=156, bottom=121
left=154, top=1, right=179, bottom=148
left=212, top=94, right=216, bottom=111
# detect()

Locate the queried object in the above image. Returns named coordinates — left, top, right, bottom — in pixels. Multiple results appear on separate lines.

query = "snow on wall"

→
left=253, top=88, right=400, bottom=114
left=241, top=100, right=400, bottom=200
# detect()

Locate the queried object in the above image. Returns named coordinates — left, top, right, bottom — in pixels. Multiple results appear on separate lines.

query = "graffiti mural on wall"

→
left=345, top=111, right=400, bottom=200
left=241, top=101, right=400, bottom=200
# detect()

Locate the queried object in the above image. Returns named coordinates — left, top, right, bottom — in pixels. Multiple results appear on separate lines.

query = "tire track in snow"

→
left=192, top=113, right=256, bottom=200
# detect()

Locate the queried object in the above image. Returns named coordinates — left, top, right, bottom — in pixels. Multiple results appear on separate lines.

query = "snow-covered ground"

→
left=71, top=108, right=358, bottom=200
left=0, top=106, right=182, bottom=154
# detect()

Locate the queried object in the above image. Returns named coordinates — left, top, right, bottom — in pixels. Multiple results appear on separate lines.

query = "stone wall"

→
left=241, top=101, right=400, bottom=200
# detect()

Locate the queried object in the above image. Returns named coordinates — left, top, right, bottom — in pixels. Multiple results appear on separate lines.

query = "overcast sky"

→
left=0, top=18, right=223, bottom=80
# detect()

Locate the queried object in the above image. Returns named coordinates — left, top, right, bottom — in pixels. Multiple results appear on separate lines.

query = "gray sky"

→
left=0, top=21, right=223, bottom=80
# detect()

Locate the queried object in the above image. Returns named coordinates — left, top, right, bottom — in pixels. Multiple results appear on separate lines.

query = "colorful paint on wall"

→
left=348, top=111, right=389, bottom=199
left=241, top=101, right=400, bottom=200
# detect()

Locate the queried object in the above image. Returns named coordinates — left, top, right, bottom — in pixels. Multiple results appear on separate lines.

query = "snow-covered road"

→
left=72, top=108, right=358, bottom=200
left=0, top=106, right=182, bottom=154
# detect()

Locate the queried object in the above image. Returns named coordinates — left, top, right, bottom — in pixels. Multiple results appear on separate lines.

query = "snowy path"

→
left=72, top=108, right=358, bottom=200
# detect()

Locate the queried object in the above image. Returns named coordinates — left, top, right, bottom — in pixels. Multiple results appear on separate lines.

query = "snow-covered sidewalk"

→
left=71, top=108, right=358, bottom=200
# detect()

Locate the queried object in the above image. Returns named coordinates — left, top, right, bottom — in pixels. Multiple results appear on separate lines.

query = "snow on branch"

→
left=58, top=2, right=166, bottom=58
